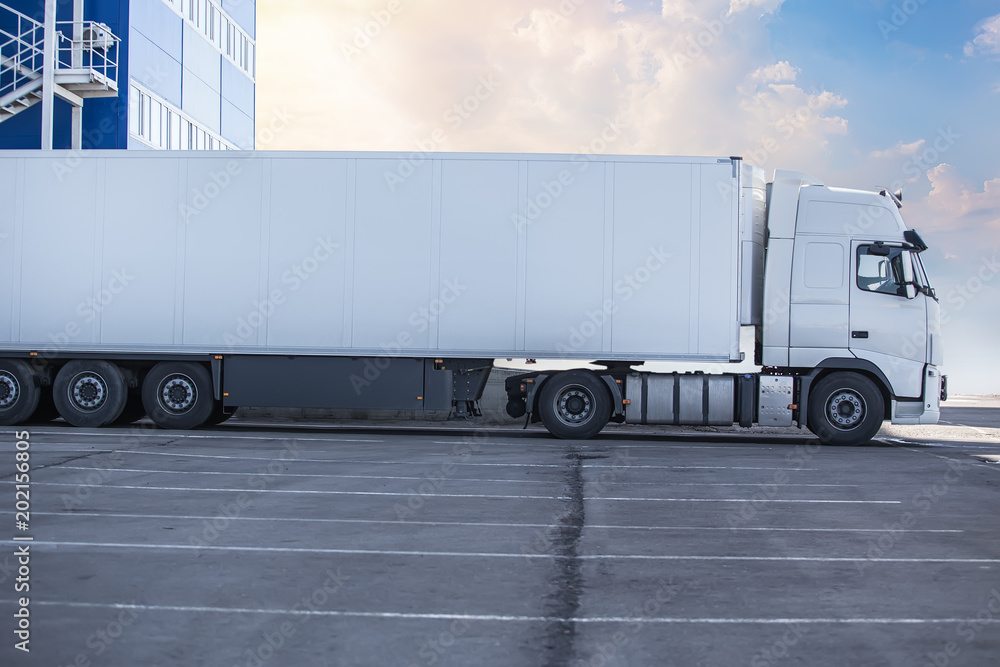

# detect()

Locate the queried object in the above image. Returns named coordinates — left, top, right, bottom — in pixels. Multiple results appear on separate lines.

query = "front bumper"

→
left=890, top=365, right=942, bottom=426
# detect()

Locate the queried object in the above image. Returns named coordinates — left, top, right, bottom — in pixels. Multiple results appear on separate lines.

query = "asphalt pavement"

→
left=940, top=405, right=1000, bottom=429
left=1, top=421, right=999, bottom=667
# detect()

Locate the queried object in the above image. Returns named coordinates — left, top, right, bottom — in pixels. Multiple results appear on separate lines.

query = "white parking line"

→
left=27, top=435, right=382, bottom=445
left=884, top=442, right=1000, bottom=473
left=588, top=525, right=960, bottom=533
left=113, top=450, right=563, bottom=468
left=592, top=498, right=898, bottom=504
left=880, top=437, right=1000, bottom=451
left=8, top=429, right=152, bottom=437
left=575, top=554, right=1000, bottom=563
left=3, top=511, right=962, bottom=533
left=46, top=466, right=563, bottom=486
left=27, top=481, right=895, bottom=504
left=41, top=465, right=858, bottom=488
left=430, top=441, right=805, bottom=450
left=5, top=541, right=995, bottom=564
left=33, top=600, right=1000, bottom=625
left=28, top=482, right=568, bottom=501
left=112, top=450, right=820, bottom=471
left=172, top=434, right=383, bottom=443
left=22, top=427, right=479, bottom=442
left=589, top=465, right=822, bottom=471
left=23, top=443, right=139, bottom=449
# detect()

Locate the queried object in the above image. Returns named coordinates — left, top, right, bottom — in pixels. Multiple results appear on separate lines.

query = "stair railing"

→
left=54, top=20, right=119, bottom=90
left=0, top=4, right=45, bottom=103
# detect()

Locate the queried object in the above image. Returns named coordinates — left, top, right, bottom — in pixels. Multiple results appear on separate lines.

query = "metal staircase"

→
left=0, top=0, right=119, bottom=144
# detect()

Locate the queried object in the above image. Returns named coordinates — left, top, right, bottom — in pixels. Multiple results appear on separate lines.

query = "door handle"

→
left=852, top=331, right=869, bottom=339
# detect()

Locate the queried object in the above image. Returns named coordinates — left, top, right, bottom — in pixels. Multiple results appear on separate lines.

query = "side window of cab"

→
left=856, top=245, right=907, bottom=297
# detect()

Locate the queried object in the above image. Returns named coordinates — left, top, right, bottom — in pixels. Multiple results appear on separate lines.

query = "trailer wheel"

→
left=0, top=360, right=41, bottom=426
left=53, top=361, right=128, bottom=428
left=142, top=362, right=214, bottom=430
left=538, top=370, right=611, bottom=439
left=807, top=372, right=885, bottom=446
left=204, top=402, right=238, bottom=426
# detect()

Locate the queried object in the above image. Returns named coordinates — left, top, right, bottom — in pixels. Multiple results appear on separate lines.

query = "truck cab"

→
left=763, top=171, right=944, bottom=443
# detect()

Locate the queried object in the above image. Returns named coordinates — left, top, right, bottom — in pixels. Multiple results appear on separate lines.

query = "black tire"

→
left=537, top=370, right=612, bottom=439
left=0, top=359, right=41, bottom=426
left=114, top=392, right=148, bottom=425
left=807, top=372, right=885, bottom=446
left=203, top=402, right=238, bottom=426
left=53, top=360, right=128, bottom=428
left=142, top=362, right=214, bottom=430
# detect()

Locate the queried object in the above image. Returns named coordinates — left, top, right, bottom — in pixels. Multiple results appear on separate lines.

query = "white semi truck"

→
left=0, top=151, right=945, bottom=444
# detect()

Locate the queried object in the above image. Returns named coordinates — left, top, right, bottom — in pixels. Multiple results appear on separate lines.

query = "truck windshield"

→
left=911, top=252, right=934, bottom=295
left=910, top=252, right=937, bottom=300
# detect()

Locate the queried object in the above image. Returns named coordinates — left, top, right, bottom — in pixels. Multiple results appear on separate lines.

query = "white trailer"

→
left=0, top=151, right=945, bottom=444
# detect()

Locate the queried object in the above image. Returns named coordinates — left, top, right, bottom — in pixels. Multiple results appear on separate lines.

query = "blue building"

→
left=0, top=0, right=255, bottom=150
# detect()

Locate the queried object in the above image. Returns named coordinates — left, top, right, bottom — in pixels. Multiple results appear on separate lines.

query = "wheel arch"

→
left=804, top=358, right=894, bottom=425
left=513, top=369, right=618, bottom=420
left=536, top=368, right=615, bottom=439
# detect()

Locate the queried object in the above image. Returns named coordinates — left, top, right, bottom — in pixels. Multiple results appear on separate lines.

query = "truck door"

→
left=849, top=242, right=926, bottom=398
left=912, top=252, right=944, bottom=368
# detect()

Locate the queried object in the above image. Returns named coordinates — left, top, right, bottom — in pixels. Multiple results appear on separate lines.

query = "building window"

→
left=162, top=0, right=255, bottom=80
left=129, top=86, right=140, bottom=138
left=129, top=83, right=237, bottom=151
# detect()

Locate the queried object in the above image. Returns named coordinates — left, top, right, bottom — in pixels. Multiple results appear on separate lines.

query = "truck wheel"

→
left=53, top=361, right=128, bottom=428
left=203, top=402, right=238, bottom=426
left=538, top=370, right=611, bottom=439
left=142, top=362, right=214, bottom=430
left=0, top=360, right=41, bottom=426
left=807, top=373, right=885, bottom=446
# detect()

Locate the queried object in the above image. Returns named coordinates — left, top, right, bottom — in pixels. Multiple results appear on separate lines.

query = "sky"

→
left=256, top=0, right=1000, bottom=394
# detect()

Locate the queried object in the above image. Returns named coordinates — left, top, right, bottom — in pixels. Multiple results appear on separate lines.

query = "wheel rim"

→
left=553, top=384, right=594, bottom=427
left=159, top=374, right=197, bottom=414
left=0, top=371, right=20, bottom=409
left=826, top=389, right=866, bottom=430
left=69, top=372, right=108, bottom=411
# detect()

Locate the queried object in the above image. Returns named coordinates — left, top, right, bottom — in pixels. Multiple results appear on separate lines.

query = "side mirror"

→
left=903, top=229, right=928, bottom=252
left=905, top=283, right=917, bottom=300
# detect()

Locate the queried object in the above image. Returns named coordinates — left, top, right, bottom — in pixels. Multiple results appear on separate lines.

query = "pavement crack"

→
left=33, top=451, right=115, bottom=472
left=0, top=450, right=114, bottom=479
left=0, top=432, right=182, bottom=481
left=542, top=448, right=586, bottom=667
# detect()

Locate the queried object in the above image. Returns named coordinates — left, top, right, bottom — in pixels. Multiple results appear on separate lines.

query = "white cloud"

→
left=727, top=0, right=784, bottom=16
left=735, top=80, right=848, bottom=174
left=257, top=0, right=849, bottom=176
left=908, top=166, right=1000, bottom=394
left=869, top=139, right=925, bottom=160
left=747, top=60, right=799, bottom=84
left=659, top=1, right=695, bottom=19
left=906, top=164, right=1000, bottom=252
left=889, top=164, right=1000, bottom=394
left=964, top=13, right=1000, bottom=57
